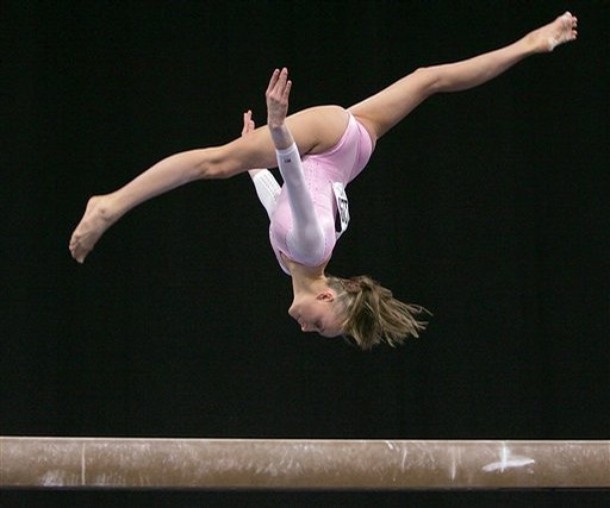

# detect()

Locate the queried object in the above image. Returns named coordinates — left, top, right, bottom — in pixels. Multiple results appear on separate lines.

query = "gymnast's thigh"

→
left=213, top=105, right=350, bottom=178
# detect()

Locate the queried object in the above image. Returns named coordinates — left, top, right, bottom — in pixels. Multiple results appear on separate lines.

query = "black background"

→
left=2, top=1, right=608, bottom=506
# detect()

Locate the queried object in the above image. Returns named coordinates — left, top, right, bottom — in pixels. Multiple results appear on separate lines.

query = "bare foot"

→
left=69, top=196, right=116, bottom=263
left=528, top=11, right=578, bottom=53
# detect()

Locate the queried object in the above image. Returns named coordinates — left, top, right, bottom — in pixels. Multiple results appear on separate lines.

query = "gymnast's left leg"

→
left=349, top=12, right=577, bottom=143
left=69, top=103, right=348, bottom=263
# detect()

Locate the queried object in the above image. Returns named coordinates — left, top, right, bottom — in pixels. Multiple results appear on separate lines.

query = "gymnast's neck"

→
left=281, top=253, right=330, bottom=295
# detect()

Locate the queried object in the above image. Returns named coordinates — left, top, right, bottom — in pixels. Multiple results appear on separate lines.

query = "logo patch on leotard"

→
left=332, top=182, right=350, bottom=235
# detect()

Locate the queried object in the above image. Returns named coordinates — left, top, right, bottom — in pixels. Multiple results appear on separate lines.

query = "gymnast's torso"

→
left=269, top=113, right=374, bottom=274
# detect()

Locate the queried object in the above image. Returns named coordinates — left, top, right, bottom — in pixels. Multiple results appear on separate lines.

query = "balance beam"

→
left=1, top=437, right=609, bottom=490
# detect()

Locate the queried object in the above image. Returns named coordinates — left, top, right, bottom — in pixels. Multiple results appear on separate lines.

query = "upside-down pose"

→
left=70, top=13, right=577, bottom=349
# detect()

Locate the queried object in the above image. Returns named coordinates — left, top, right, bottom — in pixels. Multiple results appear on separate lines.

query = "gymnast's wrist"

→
left=275, top=143, right=298, bottom=158
left=268, top=124, right=294, bottom=151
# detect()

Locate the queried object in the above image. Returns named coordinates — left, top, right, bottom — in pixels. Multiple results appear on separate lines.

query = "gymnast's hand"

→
left=242, top=110, right=256, bottom=137
left=243, top=110, right=268, bottom=177
left=265, top=68, right=292, bottom=130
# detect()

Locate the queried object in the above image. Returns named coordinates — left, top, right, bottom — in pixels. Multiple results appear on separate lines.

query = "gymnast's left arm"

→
left=242, top=110, right=281, bottom=220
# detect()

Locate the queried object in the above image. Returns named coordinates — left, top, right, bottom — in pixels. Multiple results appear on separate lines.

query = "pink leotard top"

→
left=268, top=114, right=373, bottom=274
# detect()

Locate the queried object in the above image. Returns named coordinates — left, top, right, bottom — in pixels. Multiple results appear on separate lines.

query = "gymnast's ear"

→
left=316, top=291, right=335, bottom=302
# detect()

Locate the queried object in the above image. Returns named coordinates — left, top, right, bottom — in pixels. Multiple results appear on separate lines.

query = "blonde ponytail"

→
left=329, top=275, right=430, bottom=350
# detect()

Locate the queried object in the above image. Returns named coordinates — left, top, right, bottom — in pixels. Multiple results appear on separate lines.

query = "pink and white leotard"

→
left=250, top=113, right=374, bottom=274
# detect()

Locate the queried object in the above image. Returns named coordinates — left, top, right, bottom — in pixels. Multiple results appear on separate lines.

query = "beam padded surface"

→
left=1, top=438, right=609, bottom=490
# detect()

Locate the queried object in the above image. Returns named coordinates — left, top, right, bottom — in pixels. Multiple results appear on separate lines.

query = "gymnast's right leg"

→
left=69, top=104, right=348, bottom=263
left=349, top=12, right=578, bottom=144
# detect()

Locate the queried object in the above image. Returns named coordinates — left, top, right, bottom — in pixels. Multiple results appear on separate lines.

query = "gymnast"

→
left=69, top=12, right=577, bottom=349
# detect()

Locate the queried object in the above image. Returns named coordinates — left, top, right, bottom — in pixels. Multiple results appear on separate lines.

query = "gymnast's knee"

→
left=196, top=147, right=235, bottom=180
left=409, top=66, right=442, bottom=95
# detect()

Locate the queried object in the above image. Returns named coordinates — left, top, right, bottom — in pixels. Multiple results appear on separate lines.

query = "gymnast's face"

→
left=288, top=292, right=343, bottom=338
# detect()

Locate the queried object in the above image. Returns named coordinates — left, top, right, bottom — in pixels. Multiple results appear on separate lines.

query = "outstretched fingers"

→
left=266, top=68, right=292, bottom=102
left=266, top=67, right=292, bottom=127
left=266, top=68, right=291, bottom=97
left=242, top=110, right=255, bottom=137
left=266, top=68, right=280, bottom=96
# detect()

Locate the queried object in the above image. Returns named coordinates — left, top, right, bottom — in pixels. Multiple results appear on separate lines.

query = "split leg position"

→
left=69, top=12, right=577, bottom=264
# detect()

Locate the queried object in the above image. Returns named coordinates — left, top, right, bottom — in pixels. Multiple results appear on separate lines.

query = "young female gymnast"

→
left=69, top=12, right=577, bottom=349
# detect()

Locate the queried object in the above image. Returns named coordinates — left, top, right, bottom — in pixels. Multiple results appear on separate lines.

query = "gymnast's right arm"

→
left=266, top=68, right=324, bottom=260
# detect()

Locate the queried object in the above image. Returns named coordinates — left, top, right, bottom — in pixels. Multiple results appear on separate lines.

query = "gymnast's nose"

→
left=300, top=321, right=312, bottom=332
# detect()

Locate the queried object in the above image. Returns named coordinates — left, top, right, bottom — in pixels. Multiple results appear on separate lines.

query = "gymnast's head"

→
left=289, top=274, right=430, bottom=350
